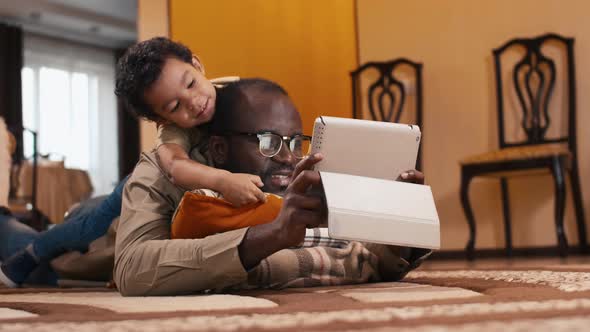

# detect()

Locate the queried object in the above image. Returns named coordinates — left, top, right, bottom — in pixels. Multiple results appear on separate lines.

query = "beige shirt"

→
left=113, top=151, right=249, bottom=296
left=156, top=124, right=208, bottom=165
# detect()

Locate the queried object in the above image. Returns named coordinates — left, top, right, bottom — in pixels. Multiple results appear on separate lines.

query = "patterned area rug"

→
left=2, top=263, right=590, bottom=331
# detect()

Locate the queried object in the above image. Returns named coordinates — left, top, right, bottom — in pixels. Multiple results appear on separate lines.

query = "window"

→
left=21, top=34, right=118, bottom=196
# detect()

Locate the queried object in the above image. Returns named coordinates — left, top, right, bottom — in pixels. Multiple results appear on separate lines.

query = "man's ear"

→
left=192, top=55, right=205, bottom=74
left=208, top=136, right=228, bottom=166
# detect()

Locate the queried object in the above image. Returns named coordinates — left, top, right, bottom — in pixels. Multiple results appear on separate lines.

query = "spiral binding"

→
left=311, top=120, right=325, bottom=154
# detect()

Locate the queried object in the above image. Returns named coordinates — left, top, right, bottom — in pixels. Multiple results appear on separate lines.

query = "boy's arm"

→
left=156, top=143, right=266, bottom=206
left=157, top=143, right=228, bottom=190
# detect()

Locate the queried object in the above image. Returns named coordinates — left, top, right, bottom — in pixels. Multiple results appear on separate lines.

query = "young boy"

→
left=116, top=37, right=266, bottom=206
left=0, top=37, right=265, bottom=287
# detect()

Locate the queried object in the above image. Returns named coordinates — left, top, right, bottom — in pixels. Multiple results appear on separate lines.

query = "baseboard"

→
left=430, top=245, right=588, bottom=260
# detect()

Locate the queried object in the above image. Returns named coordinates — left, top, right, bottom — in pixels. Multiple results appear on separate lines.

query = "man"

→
left=114, top=78, right=428, bottom=296
left=0, top=78, right=426, bottom=290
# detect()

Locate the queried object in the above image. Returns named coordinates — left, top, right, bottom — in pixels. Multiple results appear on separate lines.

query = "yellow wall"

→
left=137, top=0, right=169, bottom=151
left=138, top=0, right=590, bottom=252
left=169, top=0, right=357, bottom=136
left=357, top=0, right=590, bottom=250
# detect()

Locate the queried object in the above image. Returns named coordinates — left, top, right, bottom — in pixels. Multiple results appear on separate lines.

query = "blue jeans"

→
left=0, top=176, right=128, bottom=284
left=31, top=176, right=128, bottom=260
left=0, top=215, right=58, bottom=284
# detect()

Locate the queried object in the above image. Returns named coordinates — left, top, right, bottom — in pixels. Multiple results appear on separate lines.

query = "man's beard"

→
left=223, top=150, right=295, bottom=196
left=258, top=163, right=295, bottom=196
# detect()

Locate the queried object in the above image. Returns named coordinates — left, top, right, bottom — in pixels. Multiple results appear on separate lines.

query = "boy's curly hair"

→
left=115, top=37, right=192, bottom=121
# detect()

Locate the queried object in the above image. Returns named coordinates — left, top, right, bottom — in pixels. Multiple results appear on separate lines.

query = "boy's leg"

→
left=0, top=214, right=39, bottom=260
left=1, top=176, right=128, bottom=287
left=0, top=215, right=57, bottom=286
left=31, top=176, right=129, bottom=260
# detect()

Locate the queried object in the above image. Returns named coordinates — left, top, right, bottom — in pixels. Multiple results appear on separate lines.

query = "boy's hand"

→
left=397, top=170, right=425, bottom=184
left=220, top=173, right=267, bottom=207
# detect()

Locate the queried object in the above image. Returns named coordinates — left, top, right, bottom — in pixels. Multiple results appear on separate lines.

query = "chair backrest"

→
left=350, top=58, right=423, bottom=169
left=493, top=33, right=577, bottom=151
left=351, top=58, right=423, bottom=127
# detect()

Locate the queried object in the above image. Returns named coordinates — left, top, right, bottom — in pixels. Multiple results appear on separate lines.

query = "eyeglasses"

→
left=223, top=131, right=312, bottom=159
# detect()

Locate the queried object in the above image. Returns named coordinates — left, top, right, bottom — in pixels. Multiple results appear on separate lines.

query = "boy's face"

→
left=144, top=56, right=216, bottom=128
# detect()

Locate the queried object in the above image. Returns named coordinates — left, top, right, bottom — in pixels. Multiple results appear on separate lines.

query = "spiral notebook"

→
left=310, top=116, right=440, bottom=249
left=310, top=116, right=421, bottom=180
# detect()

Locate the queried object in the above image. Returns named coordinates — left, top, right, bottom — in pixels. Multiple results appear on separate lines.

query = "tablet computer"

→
left=310, top=116, right=421, bottom=180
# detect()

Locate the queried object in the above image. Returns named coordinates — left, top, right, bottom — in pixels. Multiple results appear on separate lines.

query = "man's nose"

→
left=272, top=142, right=296, bottom=166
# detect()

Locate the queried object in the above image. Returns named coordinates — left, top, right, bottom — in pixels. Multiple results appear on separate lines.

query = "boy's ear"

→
left=208, top=136, right=228, bottom=165
left=192, top=55, right=205, bottom=74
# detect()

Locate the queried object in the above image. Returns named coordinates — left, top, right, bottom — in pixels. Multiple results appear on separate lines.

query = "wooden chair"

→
left=460, top=33, right=587, bottom=259
left=350, top=58, right=423, bottom=169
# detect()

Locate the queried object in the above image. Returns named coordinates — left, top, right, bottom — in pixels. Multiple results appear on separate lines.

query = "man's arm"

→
left=114, top=155, right=249, bottom=296
left=238, top=155, right=326, bottom=269
left=114, top=153, right=325, bottom=296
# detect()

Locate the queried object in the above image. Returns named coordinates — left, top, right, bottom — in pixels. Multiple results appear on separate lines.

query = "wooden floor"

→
left=419, top=255, right=590, bottom=270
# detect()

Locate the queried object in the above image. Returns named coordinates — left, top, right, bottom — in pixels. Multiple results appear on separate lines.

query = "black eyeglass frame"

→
left=221, top=131, right=312, bottom=159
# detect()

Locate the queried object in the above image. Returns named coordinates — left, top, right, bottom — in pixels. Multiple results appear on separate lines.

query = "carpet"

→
left=1, top=263, right=590, bottom=331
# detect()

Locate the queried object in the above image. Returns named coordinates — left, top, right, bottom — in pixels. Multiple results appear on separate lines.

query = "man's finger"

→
left=292, top=153, right=323, bottom=181
left=410, top=171, right=425, bottom=184
left=291, top=209, right=324, bottom=229
left=289, top=170, right=322, bottom=194
left=287, top=193, right=323, bottom=210
left=398, top=170, right=425, bottom=183
left=304, top=211, right=324, bottom=229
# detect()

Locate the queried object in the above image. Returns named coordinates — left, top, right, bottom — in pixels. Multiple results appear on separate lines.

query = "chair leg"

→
left=569, top=161, right=588, bottom=253
left=551, top=157, right=568, bottom=257
left=460, top=171, right=476, bottom=260
left=500, top=178, right=513, bottom=257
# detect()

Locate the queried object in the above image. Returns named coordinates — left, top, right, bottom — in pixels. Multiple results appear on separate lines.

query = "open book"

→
left=310, top=116, right=440, bottom=249
left=321, top=172, right=440, bottom=249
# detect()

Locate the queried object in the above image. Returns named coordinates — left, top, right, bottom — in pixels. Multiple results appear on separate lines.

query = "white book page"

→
left=321, top=171, right=440, bottom=249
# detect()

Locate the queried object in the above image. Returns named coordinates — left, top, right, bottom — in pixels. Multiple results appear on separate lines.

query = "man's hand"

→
left=397, top=170, right=425, bottom=184
left=238, top=154, right=326, bottom=269
left=273, top=154, right=326, bottom=247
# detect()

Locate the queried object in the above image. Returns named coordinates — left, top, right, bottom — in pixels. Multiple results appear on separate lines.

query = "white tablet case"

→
left=310, top=116, right=421, bottom=180
left=310, top=116, right=440, bottom=249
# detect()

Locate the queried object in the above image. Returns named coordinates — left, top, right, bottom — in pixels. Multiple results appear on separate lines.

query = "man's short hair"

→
left=210, top=78, right=288, bottom=134
left=115, top=37, right=193, bottom=121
